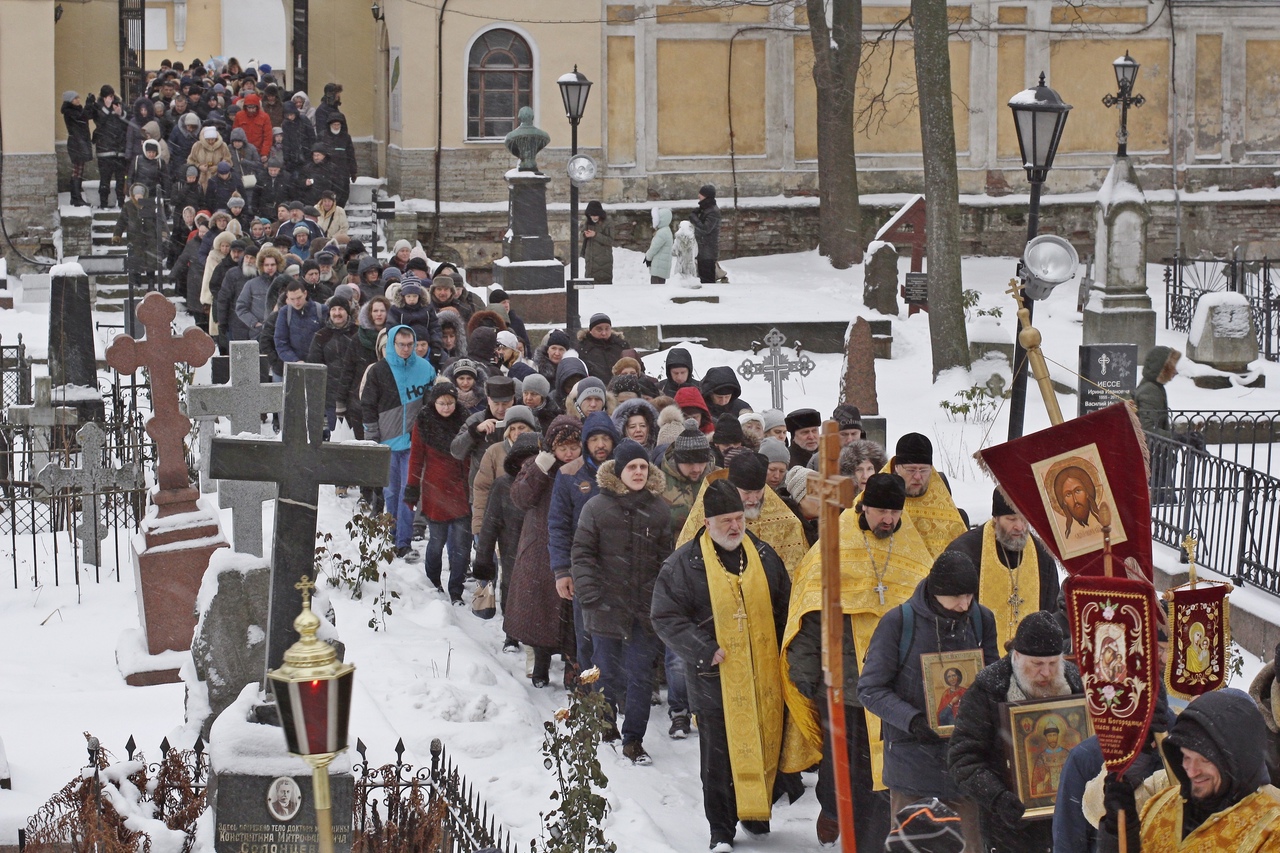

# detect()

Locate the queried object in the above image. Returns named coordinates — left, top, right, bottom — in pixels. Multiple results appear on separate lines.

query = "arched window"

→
left=467, top=29, right=534, bottom=139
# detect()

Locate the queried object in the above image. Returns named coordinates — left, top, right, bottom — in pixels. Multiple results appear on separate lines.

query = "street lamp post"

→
left=1006, top=73, right=1072, bottom=440
left=1102, top=51, right=1144, bottom=158
left=558, top=66, right=592, bottom=333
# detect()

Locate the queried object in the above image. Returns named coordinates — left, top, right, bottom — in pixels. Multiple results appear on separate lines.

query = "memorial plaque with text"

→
left=214, top=772, right=353, bottom=853
left=1078, top=344, right=1138, bottom=417
left=903, top=272, right=929, bottom=305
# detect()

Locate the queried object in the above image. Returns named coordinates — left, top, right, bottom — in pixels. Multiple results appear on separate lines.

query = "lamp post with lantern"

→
left=1102, top=51, right=1144, bottom=158
left=558, top=66, right=594, bottom=333
left=267, top=576, right=355, bottom=853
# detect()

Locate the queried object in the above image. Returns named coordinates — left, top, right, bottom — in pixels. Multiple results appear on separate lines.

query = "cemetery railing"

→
left=353, top=736, right=519, bottom=853
left=1167, top=409, right=1280, bottom=475
left=1163, top=255, right=1279, bottom=361
left=1147, top=430, right=1280, bottom=596
left=0, top=333, right=32, bottom=411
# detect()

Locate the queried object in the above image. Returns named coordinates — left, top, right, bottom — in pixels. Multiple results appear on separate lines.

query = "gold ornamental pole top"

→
left=271, top=575, right=351, bottom=679
left=1182, top=535, right=1199, bottom=588
left=1007, top=278, right=1065, bottom=427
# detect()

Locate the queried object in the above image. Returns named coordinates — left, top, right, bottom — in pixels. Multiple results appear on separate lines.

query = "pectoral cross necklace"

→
left=861, top=533, right=895, bottom=605
left=998, top=542, right=1026, bottom=635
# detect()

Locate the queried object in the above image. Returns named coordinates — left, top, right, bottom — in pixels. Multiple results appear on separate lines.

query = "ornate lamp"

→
left=557, top=66, right=592, bottom=125
left=557, top=65, right=593, bottom=332
left=267, top=576, right=354, bottom=853
left=1102, top=51, right=1145, bottom=157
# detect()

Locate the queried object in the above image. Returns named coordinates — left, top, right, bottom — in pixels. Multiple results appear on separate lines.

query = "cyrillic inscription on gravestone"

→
left=213, top=772, right=353, bottom=853
left=903, top=272, right=929, bottom=305
left=1078, top=344, right=1138, bottom=417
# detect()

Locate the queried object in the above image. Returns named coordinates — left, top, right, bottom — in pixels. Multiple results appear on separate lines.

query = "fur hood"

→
left=466, top=309, right=507, bottom=336
left=1142, top=345, right=1182, bottom=385
left=611, top=398, right=660, bottom=446
left=256, top=244, right=285, bottom=271
left=595, top=458, right=667, bottom=497
left=438, top=310, right=468, bottom=356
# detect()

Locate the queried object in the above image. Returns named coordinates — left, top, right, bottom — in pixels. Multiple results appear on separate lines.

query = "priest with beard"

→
left=947, top=612, right=1083, bottom=853
left=885, top=433, right=968, bottom=559
left=651, top=479, right=795, bottom=853
left=782, top=472, right=934, bottom=849
left=944, top=488, right=1061, bottom=652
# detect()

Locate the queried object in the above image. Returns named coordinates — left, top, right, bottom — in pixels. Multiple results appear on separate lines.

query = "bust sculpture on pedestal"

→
left=505, top=107, right=550, bottom=174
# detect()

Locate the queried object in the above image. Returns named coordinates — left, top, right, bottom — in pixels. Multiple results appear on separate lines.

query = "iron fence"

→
left=1168, top=409, right=1280, bottom=475
left=0, top=333, right=32, bottom=411
left=1163, top=255, right=1279, bottom=361
left=354, top=737, right=519, bottom=853
left=1148, top=431, right=1280, bottom=595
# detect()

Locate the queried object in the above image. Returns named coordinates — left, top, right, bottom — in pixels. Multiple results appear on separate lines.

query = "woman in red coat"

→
left=404, top=382, right=471, bottom=603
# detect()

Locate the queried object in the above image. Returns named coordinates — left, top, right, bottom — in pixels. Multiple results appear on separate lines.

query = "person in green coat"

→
left=644, top=207, right=673, bottom=283
left=582, top=200, right=614, bottom=284
left=1134, top=345, right=1180, bottom=436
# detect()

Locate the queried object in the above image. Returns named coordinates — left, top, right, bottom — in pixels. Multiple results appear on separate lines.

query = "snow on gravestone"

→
left=1186, top=292, right=1259, bottom=373
left=862, top=241, right=901, bottom=316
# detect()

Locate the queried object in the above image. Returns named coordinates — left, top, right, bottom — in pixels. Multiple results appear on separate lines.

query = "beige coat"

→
left=188, top=135, right=232, bottom=189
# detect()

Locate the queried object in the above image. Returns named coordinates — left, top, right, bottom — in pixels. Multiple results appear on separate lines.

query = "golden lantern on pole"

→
left=267, top=576, right=354, bottom=853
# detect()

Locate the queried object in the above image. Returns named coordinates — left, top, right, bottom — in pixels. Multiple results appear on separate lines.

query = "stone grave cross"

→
left=35, top=422, right=140, bottom=567
left=187, top=341, right=283, bottom=556
left=209, top=362, right=390, bottom=674
left=105, top=292, right=216, bottom=494
left=7, top=375, right=77, bottom=486
left=737, top=328, right=816, bottom=411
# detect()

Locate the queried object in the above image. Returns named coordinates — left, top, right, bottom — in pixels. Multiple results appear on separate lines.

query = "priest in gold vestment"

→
left=885, top=433, right=968, bottom=559
left=782, top=473, right=934, bottom=849
left=652, top=479, right=794, bottom=853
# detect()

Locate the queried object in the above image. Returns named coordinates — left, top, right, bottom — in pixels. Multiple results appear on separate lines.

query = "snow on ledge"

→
left=49, top=261, right=86, bottom=278
left=209, top=684, right=351, bottom=777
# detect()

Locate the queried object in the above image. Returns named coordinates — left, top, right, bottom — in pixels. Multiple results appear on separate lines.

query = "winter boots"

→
left=69, top=180, right=88, bottom=207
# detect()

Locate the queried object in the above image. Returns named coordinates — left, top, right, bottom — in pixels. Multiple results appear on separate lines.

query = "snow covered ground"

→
left=1, top=249, right=1278, bottom=851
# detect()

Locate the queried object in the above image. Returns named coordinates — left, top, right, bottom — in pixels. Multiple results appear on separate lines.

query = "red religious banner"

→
left=1064, top=574, right=1158, bottom=775
left=976, top=403, right=1152, bottom=579
left=1164, top=582, right=1232, bottom=699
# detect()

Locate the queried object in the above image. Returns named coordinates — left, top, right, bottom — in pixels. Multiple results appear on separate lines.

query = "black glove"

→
left=1101, top=774, right=1139, bottom=847
left=401, top=485, right=420, bottom=507
left=993, top=791, right=1025, bottom=827
left=908, top=715, right=942, bottom=744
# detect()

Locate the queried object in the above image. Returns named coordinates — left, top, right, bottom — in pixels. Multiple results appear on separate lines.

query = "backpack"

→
left=897, top=602, right=985, bottom=666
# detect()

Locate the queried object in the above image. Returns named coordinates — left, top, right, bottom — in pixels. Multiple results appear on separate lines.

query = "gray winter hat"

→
left=502, top=405, right=537, bottom=431
left=762, top=408, right=786, bottom=432
left=522, top=373, right=551, bottom=399
left=576, top=377, right=607, bottom=404
left=62, top=91, right=79, bottom=103
left=759, top=437, right=790, bottom=467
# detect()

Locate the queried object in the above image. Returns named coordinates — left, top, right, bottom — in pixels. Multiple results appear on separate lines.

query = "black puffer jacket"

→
left=306, top=319, right=356, bottom=408
left=576, top=328, right=629, bottom=381
left=62, top=99, right=94, bottom=164
left=570, top=459, right=673, bottom=641
left=701, top=366, right=752, bottom=418
left=90, top=94, right=128, bottom=156
left=659, top=346, right=699, bottom=397
left=650, top=530, right=789, bottom=713
left=690, top=194, right=721, bottom=260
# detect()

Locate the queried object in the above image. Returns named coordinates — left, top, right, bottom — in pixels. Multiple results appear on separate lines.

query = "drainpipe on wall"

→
left=432, top=0, right=449, bottom=255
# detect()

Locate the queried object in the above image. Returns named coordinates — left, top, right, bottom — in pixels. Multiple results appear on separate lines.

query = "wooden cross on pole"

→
left=737, top=328, right=816, bottom=411
left=806, top=420, right=858, bottom=852
left=105, top=292, right=216, bottom=493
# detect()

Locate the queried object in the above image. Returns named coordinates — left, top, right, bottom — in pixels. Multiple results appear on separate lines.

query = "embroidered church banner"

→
left=976, top=403, right=1152, bottom=579
left=1164, top=582, right=1232, bottom=699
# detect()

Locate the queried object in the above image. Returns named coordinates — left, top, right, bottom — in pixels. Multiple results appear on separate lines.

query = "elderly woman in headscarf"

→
left=188, top=125, right=231, bottom=189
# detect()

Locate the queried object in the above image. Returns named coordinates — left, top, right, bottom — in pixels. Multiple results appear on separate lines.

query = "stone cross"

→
left=35, top=422, right=140, bottom=567
left=105, top=292, right=216, bottom=493
left=209, top=362, right=390, bottom=674
left=187, top=340, right=283, bottom=544
left=737, top=328, right=816, bottom=411
left=7, top=376, right=77, bottom=487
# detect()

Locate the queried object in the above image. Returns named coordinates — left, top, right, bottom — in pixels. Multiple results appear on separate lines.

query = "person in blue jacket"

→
left=273, top=279, right=326, bottom=367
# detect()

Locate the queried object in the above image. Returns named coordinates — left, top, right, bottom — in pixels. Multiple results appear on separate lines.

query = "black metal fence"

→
left=1163, top=255, right=1279, bottom=361
left=354, top=737, right=519, bottom=853
left=1169, top=409, right=1279, bottom=475
left=1148, top=431, right=1280, bottom=595
left=0, top=333, right=33, bottom=411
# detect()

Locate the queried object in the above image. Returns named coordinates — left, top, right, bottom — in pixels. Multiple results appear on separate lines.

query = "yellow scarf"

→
left=979, top=520, right=1041, bottom=652
left=1140, top=785, right=1280, bottom=852
left=880, top=462, right=968, bottom=558
left=701, top=531, right=783, bottom=820
left=678, top=472, right=811, bottom=575
left=779, top=510, right=934, bottom=785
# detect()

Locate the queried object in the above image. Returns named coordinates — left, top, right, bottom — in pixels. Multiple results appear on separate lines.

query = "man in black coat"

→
left=299, top=144, right=340, bottom=205
left=576, top=312, right=630, bottom=380
left=89, top=85, right=129, bottom=208
left=450, top=376, right=516, bottom=497
left=112, top=183, right=166, bottom=295
left=690, top=183, right=721, bottom=284
left=856, top=552, right=998, bottom=852
left=280, top=103, right=317, bottom=172
left=317, top=112, right=357, bottom=206
left=651, top=480, right=793, bottom=853
left=947, top=611, right=1084, bottom=853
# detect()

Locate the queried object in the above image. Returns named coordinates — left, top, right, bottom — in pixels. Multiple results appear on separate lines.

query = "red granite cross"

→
left=105, top=291, right=216, bottom=493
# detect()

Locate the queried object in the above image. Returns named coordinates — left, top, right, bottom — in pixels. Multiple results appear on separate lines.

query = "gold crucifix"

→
left=295, top=574, right=316, bottom=611
left=732, top=601, right=749, bottom=632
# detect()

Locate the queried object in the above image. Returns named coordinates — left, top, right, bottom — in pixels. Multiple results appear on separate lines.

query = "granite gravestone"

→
left=863, top=242, right=900, bottom=316
left=48, top=265, right=105, bottom=423
left=737, top=328, right=816, bottom=411
left=188, top=341, right=283, bottom=554
left=1077, top=344, right=1138, bottom=417
left=1083, top=156, right=1156, bottom=359
left=7, top=376, right=77, bottom=491
left=35, top=422, right=140, bottom=567
left=209, top=363, right=389, bottom=674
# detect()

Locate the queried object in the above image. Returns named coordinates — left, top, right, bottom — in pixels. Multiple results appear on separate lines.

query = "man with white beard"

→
left=947, top=612, right=1083, bottom=853
left=944, top=488, right=1062, bottom=652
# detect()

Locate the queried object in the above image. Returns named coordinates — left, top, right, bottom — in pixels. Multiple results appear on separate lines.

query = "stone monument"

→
left=492, top=107, right=565, bottom=324
left=1082, top=156, right=1156, bottom=359
left=7, top=376, right=77, bottom=491
left=1185, top=293, right=1264, bottom=388
left=105, top=291, right=227, bottom=686
left=671, top=221, right=700, bottom=288
left=863, top=243, right=900, bottom=316
left=840, top=318, right=887, bottom=448
left=48, top=262, right=106, bottom=423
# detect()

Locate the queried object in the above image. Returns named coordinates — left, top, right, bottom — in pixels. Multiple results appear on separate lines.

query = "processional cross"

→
left=737, top=328, right=816, bottom=411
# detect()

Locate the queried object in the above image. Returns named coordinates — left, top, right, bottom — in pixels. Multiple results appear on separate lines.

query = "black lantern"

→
left=557, top=66, right=593, bottom=333
left=268, top=576, right=354, bottom=853
left=1008, top=73, right=1072, bottom=185
left=1103, top=51, right=1145, bottom=157
left=557, top=66, right=592, bottom=124
left=1112, top=51, right=1139, bottom=92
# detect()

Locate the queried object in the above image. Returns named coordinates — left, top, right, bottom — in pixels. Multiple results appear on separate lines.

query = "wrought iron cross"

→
left=737, top=328, right=816, bottom=410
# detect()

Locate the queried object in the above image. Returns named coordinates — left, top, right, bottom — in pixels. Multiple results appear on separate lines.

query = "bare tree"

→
left=806, top=0, right=864, bottom=268
left=910, top=0, right=970, bottom=375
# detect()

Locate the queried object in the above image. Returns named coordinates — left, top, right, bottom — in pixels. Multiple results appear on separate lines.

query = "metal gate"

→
left=119, top=0, right=146, bottom=104
left=292, top=0, right=309, bottom=97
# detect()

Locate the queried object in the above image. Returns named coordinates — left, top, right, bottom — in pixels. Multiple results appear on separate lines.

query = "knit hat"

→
left=1166, top=716, right=1227, bottom=784
left=927, top=552, right=979, bottom=597
left=759, top=437, right=790, bottom=467
left=399, top=280, right=423, bottom=299
left=762, top=409, right=786, bottom=433
left=704, top=479, right=744, bottom=518
left=522, top=373, right=550, bottom=399
left=588, top=313, right=611, bottom=331
left=712, top=414, right=744, bottom=446
left=739, top=411, right=764, bottom=429
left=785, top=408, right=822, bottom=434
left=896, top=433, right=934, bottom=466
left=545, top=414, right=582, bottom=449
left=216, top=160, right=232, bottom=174
left=884, top=798, right=965, bottom=853
left=1013, top=611, right=1065, bottom=658
left=405, top=256, right=429, bottom=273
left=548, top=329, right=573, bottom=350
left=608, top=374, right=643, bottom=397
left=785, top=466, right=811, bottom=502
left=861, top=473, right=907, bottom=510
left=62, top=91, right=79, bottom=103
left=672, top=427, right=711, bottom=465
left=496, top=330, right=520, bottom=350
left=325, top=294, right=352, bottom=313
left=183, top=113, right=201, bottom=127
left=833, top=404, right=863, bottom=432
left=992, top=488, right=1017, bottom=518
left=485, top=375, right=516, bottom=401
left=381, top=267, right=402, bottom=285
left=332, top=283, right=358, bottom=303
left=505, top=432, right=543, bottom=477
left=202, top=126, right=219, bottom=139
left=186, top=164, right=199, bottom=178
left=449, top=359, right=480, bottom=380
left=502, top=405, right=537, bottom=430
left=576, top=377, right=607, bottom=405
left=613, top=439, right=650, bottom=472
left=699, top=183, right=717, bottom=200
left=727, top=451, right=768, bottom=491
left=489, top=288, right=510, bottom=303
left=228, top=196, right=246, bottom=209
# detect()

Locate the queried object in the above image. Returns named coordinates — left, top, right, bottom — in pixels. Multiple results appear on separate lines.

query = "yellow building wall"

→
left=3, top=0, right=56, bottom=153
left=656, top=39, right=765, bottom=157
left=53, top=0, right=119, bottom=143
left=997, top=35, right=1025, bottom=159
left=1195, top=34, right=1222, bottom=157
left=1244, top=40, right=1280, bottom=152
left=855, top=40, right=971, bottom=154
left=297, top=0, right=377, bottom=140
left=607, top=36, right=636, bottom=165
left=1049, top=39, right=1170, bottom=154
left=794, top=36, right=817, bottom=161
